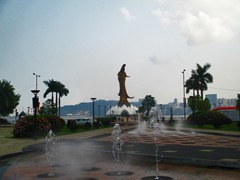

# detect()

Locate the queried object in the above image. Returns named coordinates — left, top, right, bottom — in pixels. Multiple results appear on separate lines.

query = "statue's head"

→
left=120, top=64, right=126, bottom=72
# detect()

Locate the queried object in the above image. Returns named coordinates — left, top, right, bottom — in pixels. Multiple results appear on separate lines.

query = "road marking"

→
left=199, top=149, right=214, bottom=152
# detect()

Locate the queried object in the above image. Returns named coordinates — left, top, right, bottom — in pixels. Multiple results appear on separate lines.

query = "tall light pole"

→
left=182, top=69, right=186, bottom=120
left=110, top=106, right=112, bottom=116
left=31, top=73, right=40, bottom=137
left=91, top=98, right=97, bottom=122
left=104, top=106, right=106, bottom=117
left=33, top=73, right=40, bottom=90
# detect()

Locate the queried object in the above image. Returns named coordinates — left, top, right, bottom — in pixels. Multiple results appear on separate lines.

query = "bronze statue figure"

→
left=117, top=64, right=133, bottom=107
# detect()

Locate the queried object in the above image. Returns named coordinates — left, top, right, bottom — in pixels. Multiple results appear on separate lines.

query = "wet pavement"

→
left=1, top=126, right=240, bottom=179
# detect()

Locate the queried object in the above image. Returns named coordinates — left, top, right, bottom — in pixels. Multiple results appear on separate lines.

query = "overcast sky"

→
left=1, top=0, right=240, bottom=112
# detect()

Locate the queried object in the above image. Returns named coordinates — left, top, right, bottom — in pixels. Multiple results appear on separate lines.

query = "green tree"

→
left=43, top=79, right=69, bottom=116
left=139, top=95, right=156, bottom=116
left=57, top=82, right=69, bottom=116
left=236, top=94, right=240, bottom=121
left=185, top=63, right=213, bottom=100
left=188, top=96, right=211, bottom=113
left=193, top=63, right=213, bottom=100
left=43, top=79, right=57, bottom=115
left=185, top=74, right=200, bottom=97
left=198, top=98, right=211, bottom=112
left=0, top=79, right=20, bottom=116
left=188, top=95, right=200, bottom=112
left=39, top=99, right=57, bottom=115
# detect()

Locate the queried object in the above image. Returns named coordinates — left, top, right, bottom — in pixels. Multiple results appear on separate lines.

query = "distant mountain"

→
left=60, top=100, right=141, bottom=116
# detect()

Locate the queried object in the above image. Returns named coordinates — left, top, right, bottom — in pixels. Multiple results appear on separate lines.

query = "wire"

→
left=208, top=87, right=240, bottom=92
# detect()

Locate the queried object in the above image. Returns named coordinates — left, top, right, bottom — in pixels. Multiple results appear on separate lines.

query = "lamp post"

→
left=104, top=106, right=106, bottom=117
left=110, top=106, right=112, bottom=116
left=33, top=73, right=40, bottom=90
left=31, top=73, right=40, bottom=137
left=182, top=69, right=186, bottom=121
left=15, top=109, right=18, bottom=124
left=91, top=98, right=97, bottom=122
left=31, top=89, right=40, bottom=137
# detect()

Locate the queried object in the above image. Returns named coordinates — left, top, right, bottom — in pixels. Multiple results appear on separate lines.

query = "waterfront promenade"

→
left=1, top=123, right=240, bottom=179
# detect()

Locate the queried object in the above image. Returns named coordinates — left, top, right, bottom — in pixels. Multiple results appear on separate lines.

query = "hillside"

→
left=60, top=100, right=140, bottom=116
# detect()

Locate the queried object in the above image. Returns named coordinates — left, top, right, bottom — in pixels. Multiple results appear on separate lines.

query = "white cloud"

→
left=179, top=11, right=234, bottom=45
left=148, top=56, right=170, bottom=65
left=120, top=7, right=136, bottom=21
left=151, top=8, right=171, bottom=24
left=152, top=0, right=240, bottom=45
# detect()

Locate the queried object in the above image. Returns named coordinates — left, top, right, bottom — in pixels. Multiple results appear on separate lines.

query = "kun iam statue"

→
left=117, top=64, right=134, bottom=107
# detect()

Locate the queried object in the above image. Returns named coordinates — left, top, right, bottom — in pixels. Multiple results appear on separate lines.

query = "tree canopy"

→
left=185, top=63, right=213, bottom=100
left=138, top=95, right=156, bottom=116
left=39, top=99, right=57, bottom=115
left=188, top=95, right=211, bottom=113
left=0, top=79, right=20, bottom=116
left=43, top=79, right=69, bottom=116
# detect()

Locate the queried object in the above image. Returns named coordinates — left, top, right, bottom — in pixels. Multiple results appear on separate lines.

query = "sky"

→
left=1, top=0, right=240, bottom=113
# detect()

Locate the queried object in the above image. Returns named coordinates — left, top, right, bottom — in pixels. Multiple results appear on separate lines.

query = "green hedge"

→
left=13, top=115, right=65, bottom=137
left=97, top=117, right=116, bottom=127
left=67, top=120, right=92, bottom=131
left=13, top=116, right=51, bottom=137
left=185, top=111, right=232, bottom=128
left=42, top=115, right=65, bottom=132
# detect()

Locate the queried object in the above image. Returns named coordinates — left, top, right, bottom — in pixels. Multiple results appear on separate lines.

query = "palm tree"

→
left=43, top=79, right=69, bottom=116
left=43, top=79, right=58, bottom=115
left=194, top=63, right=213, bottom=99
left=58, top=84, right=69, bottom=116
left=185, top=76, right=197, bottom=97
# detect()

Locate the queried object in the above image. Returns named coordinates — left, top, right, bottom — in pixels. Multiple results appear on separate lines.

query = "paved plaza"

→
left=1, top=126, right=240, bottom=179
left=98, top=127, right=240, bottom=168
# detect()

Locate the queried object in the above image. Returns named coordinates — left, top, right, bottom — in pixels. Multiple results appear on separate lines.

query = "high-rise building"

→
left=206, top=94, right=217, bottom=109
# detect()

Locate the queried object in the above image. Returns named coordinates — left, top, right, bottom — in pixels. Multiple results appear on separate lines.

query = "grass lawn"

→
left=0, top=126, right=45, bottom=156
left=0, top=125, right=114, bottom=157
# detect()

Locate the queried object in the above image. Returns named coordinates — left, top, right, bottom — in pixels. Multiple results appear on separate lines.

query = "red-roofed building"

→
left=212, top=106, right=239, bottom=121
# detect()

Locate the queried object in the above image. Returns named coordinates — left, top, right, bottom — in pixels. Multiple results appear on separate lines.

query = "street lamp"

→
left=182, top=69, right=186, bottom=121
left=109, top=106, right=112, bottom=116
left=31, top=89, right=40, bottom=137
left=33, top=73, right=40, bottom=90
left=91, top=98, right=97, bottom=122
left=31, top=73, right=40, bottom=137
left=104, top=106, right=106, bottom=117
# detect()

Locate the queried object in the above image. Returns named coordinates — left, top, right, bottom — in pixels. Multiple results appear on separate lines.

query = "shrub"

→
left=185, top=112, right=208, bottom=127
left=237, top=122, right=240, bottom=129
left=67, top=120, right=77, bottom=131
left=13, top=116, right=51, bottom=137
left=83, top=122, right=92, bottom=129
left=93, top=118, right=101, bottom=129
left=93, top=121, right=100, bottom=128
left=208, top=111, right=232, bottom=128
left=100, top=117, right=112, bottom=127
left=185, top=111, right=232, bottom=128
left=0, top=118, right=11, bottom=125
left=43, top=115, right=65, bottom=132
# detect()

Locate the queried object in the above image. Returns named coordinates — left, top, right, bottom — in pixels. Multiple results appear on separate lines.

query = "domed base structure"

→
left=106, top=104, right=138, bottom=117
